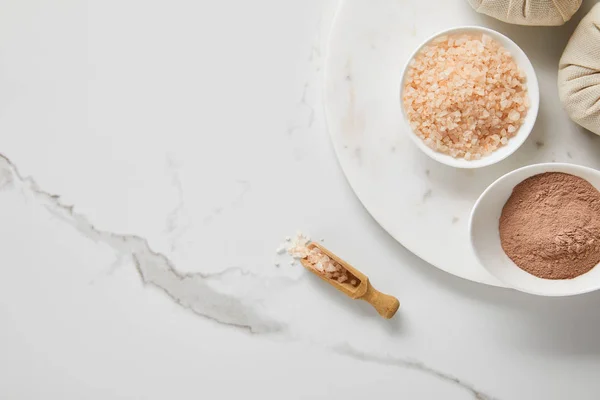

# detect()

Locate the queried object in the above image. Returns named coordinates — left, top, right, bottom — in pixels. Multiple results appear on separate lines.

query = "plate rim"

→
left=321, top=0, right=505, bottom=287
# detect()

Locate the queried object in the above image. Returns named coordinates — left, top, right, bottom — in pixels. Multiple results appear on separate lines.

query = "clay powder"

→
left=499, top=172, right=600, bottom=279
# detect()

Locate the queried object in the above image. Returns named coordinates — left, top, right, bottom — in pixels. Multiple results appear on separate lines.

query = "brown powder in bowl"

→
left=499, top=172, right=600, bottom=279
left=402, top=33, right=529, bottom=160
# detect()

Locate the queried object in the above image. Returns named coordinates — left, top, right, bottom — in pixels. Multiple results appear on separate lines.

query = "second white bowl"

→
left=469, top=163, right=600, bottom=296
left=399, top=26, right=540, bottom=169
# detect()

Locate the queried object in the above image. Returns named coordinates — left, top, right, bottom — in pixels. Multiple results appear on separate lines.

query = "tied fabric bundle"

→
left=558, top=4, right=600, bottom=136
left=467, top=0, right=582, bottom=26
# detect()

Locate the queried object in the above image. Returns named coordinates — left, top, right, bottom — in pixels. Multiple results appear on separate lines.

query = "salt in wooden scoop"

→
left=300, top=242, right=400, bottom=319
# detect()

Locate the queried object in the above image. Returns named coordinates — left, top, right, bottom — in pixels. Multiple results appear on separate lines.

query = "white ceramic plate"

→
left=470, top=163, right=600, bottom=296
left=324, top=0, right=600, bottom=285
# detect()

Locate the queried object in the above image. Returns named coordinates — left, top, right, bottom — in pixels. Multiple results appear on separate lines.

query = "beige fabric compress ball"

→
left=467, top=0, right=582, bottom=26
left=559, top=4, right=600, bottom=136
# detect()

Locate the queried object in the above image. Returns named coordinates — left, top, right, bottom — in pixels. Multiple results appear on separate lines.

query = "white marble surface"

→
left=325, top=0, right=600, bottom=285
left=2, top=1, right=600, bottom=399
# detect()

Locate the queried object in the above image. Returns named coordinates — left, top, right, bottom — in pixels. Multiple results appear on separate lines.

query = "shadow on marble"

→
left=404, top=246, right=600, bottom=356
left=354, top=186, right=600, bottom=356
left=304, top=271, right=406, bottom=334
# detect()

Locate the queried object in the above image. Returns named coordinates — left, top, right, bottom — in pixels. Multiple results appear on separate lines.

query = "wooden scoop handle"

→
left=360, top=284, right=400, bottom=319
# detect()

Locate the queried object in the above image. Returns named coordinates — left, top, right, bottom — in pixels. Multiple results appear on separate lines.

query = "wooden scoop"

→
left=300, top=242, right=400, bottom=319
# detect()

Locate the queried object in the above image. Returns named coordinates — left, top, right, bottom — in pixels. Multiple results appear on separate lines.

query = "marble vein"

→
left=332, top=343, right=497, bottom=400
left=286, top=35, right=321, bottom=136
left=300, top=82, right=316, bottom=128
left=0, top=153, right=284, bottom=334
left=165, top=155, right=190, bottom=251
left=0, top=152, right=496, bottom=397
left=202, top=179, right=252, bottom=225
left=287, top=81, right=317, bottom=135
left=422, top=189, right=432, bottom=202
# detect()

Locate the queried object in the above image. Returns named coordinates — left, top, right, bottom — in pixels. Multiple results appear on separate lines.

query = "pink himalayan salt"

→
left=402, top=33, right=529, bottom=160
left=287, top=233, right=358, bottom=285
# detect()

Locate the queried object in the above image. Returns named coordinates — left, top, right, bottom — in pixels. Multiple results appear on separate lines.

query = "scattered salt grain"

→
left=276, top=246, right=286, bottom=255
left=402, top=33, right=529, bottom=159
left=287, top=232, right=311, bottom=259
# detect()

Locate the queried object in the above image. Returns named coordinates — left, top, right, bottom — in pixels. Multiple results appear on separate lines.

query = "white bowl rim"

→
left=469, top=162, right=600, bottom=297
left=399, top=25, right=540, bottom=169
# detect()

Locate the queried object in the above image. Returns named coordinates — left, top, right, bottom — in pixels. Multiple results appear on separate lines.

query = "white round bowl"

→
left=469, top=163, right=600, bottom=296
left=399, top=26, right=540, bottom=169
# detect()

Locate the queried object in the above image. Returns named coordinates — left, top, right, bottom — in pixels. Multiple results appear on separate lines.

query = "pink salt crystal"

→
left=325, top=264, right=337, bottom=273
